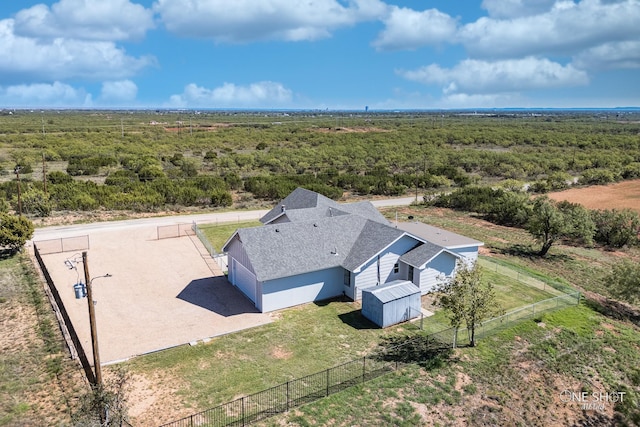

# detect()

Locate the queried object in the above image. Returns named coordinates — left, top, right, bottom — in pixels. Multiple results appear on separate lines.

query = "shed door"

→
left=233, top=259, right=257, bottom=303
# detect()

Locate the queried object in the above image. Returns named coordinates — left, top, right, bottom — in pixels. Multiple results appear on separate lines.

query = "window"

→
left=408, top=265, right=414, bottom=281
left=393, top=263, right=399, bottom=274
left=343, top=269, right=351, bottom=287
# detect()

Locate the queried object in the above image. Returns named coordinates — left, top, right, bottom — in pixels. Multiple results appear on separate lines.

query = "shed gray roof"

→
left=396, top=222, right=484, bottom=249
left=261, top=187, right=388, bottom=225
left=398, top=241, right=457, bottom=268
left=234, top=214, right=408, bottom=282
left=362, top=280, right=420, bottom=303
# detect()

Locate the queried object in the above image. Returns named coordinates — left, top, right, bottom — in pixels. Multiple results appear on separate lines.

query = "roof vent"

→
left=313, top=223, right=318, bottom=227
left=331, top=246, right=338, bottom=255
left=275, top=228, right=280, bottom=232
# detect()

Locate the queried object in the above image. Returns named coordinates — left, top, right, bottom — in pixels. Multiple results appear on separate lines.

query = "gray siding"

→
left=451, top=247, right=479, bottom=265
left=418, top=252, right=457, bottom=294
left=226, top=236, right=255, bottom=278
left=261, top=267, right=344, bottom=312
left=353, top=235, right=417, bottom=300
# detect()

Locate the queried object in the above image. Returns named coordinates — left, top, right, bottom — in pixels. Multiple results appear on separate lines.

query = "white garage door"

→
left=233, top=259, right=257, bottom=304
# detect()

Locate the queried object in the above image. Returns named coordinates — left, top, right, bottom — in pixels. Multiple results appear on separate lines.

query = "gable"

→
left=399, top=243, right=460, bottom=269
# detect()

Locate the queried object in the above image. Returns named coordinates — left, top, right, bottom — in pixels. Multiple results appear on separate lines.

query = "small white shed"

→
left=361, top=280, right=421, bottom=328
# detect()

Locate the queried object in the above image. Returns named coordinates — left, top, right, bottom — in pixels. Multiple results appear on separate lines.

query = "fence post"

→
left=326, top=369, right=330, bottom=396
left=362, top=357, right=366, bottom=383
left=286, top=381, right=290, bottom=411
left=242, top=397, right=245, bottom=427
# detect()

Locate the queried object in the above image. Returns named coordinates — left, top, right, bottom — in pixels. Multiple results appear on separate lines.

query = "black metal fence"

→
left=158, top=356, right=397, bottom=427
left=157, top=288, right=581, bottom=427
left=33, top=243, right=97, bottom=385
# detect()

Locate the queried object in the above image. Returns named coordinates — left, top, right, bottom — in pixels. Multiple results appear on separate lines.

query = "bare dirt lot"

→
left=32, top=223, right=272, bottom=365
left=547, top=179, right=640, bottom=212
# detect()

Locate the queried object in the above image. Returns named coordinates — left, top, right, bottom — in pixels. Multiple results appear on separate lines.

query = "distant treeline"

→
left=1, top=111, right=639, bottom=214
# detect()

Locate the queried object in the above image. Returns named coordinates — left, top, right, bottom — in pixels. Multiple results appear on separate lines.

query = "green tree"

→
left=526, top=197, right=574, bottom=256
left=487, top=191, right=531, bottom=227
left=592, top=209, right=640, bottom=248
left=607, top=260, right=640, bottom=305
left=19, top=188, right=52, bottom=217
left=437, top=263, right=502, bottom=347
left=0, top=213, right=34, bottom=253
left=556, top=201, right=595, bottom=246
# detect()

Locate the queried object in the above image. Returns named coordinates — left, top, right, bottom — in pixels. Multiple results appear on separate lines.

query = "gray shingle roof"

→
left=228, top=189, right=481, bottom=283
left=399, top=242, right=457, bottom=268
left=342, top=220, right=405, bottom=271
left=237, top=215, right=361, bottom=281
left=260, top=187, right=388, bottom=225
left=236, top=212, right=409, bottom=282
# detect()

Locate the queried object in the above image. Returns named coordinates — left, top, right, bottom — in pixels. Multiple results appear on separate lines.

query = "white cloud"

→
left=168, top=81, right=293, bottom=108
left=0, top=19, right=155, bottom=82
left=573, top=41, right=640, bottom=69
left=154, top=0, right=388, bottom=42
left=100, top=80, right=138, bottom=103
left=481, top=0, right=557, bottom=18
left=460, top=0, right=640, bottom=58
left=14, top=0, right=154, bottom=41
left=0, top=82, right=92, bottom=107
left=372, top=6, right=458, bottom=51
left=399, top=57, right=589, bottom=94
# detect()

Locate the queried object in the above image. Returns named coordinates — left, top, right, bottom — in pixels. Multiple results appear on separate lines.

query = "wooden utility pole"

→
left=82, top=251, right=102, bottom=387
left=14, top=167, right=22, bottom=216
left=42, top=153, right=47, bottom=196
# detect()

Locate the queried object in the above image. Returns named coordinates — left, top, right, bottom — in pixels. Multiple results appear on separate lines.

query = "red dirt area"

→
left=547, top=179, right=640, bottom=213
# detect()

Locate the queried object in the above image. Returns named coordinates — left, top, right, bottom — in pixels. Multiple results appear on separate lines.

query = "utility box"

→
left=361, top=280, right=421, bottom=328
left=73, top=282, right=86, bottom=299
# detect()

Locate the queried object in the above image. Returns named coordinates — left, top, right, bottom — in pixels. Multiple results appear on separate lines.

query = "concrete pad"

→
left=35, top=225, right=272, bottom=364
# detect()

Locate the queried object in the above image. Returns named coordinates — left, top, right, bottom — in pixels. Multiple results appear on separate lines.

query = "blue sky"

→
left=0, top=0, right=638, bottom=109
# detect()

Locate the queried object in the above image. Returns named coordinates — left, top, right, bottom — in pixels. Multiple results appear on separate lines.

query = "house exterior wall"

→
left=353, top=235, right=418, bottom=300
left=343, top=270, right=354, bottom=300
left=260, top=267, right=344, bottom=312
left=225, top=236, right=255, bottom=279
left=418, top=252, right=458, bottom=294
left=450, top=247, right=479, bottom=265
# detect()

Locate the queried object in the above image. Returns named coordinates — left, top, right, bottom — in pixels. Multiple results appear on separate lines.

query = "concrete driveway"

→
left=33, top=223, right=272, bottom=364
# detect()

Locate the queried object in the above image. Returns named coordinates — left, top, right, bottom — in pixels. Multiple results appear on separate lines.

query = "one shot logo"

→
left=560, top=390, right=626, bottom=413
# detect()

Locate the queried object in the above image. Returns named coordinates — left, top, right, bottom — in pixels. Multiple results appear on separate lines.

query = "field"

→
left=548, top=179, right=640, bottom=213
left=3, top=204, right=640, bottom=425
left=2, top=110, right=640, bottom=425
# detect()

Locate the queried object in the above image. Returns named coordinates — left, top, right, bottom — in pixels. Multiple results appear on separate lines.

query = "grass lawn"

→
left=123, top=260, right=569, bottom=423
left=124, top=299, right=414, bottom=413
left=262, top=304, right=640, bottom=426
left=198, top=220, right=262, bottom=252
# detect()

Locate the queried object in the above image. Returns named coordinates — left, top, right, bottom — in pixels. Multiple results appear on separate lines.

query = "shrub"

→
left=592, top=209, right=640, bottom=248
left=0, top=213, right=34, bottom=253
left=578, top=168, right=617, bottom=185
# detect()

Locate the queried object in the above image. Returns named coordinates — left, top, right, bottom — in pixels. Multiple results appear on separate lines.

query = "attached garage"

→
left=361, top=280, right=421, bottom=328
left=231, top=259, right=257, bottom=304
